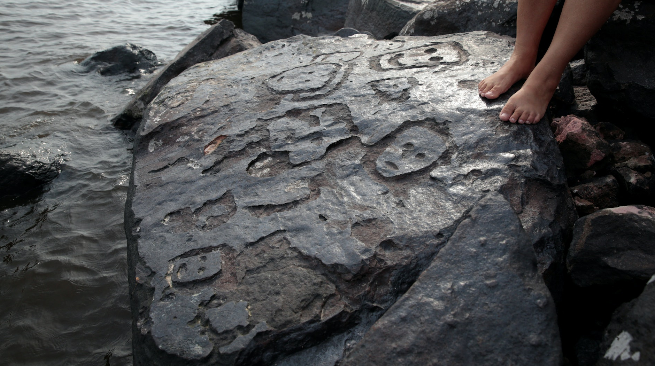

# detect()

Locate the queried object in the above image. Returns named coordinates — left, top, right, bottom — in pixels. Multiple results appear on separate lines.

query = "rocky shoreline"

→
left=8, top=1, right=648, bottom=365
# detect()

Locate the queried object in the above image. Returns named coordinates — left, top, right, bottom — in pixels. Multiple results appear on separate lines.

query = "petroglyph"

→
left=127, top=32, right=572, bottom=365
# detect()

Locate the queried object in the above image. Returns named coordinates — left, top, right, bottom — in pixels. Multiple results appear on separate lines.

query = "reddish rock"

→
left=567, top=205, right=655, bottom=288
left=552, top=115, right=611, bottom=177
left=570, top=175, right=619, bottom=216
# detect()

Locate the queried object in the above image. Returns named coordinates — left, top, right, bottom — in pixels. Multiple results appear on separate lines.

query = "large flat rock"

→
left=126, top=32, right=574, bottom=365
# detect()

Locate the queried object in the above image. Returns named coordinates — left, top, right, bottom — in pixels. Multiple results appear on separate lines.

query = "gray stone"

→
left=345, top=0, right=433, bottom=39
left=585, top=0, right=655, bottom=122
left=342, top=193, right=562, bottom=366
left=112, top=20, right=260, bottom=130
left=126, top=32, right=574, bottom=365
left=399, top=0, right=518, bottom=37
left=567, top=206, right=655, bottom=288
left=597, top=276, right=655, bottom=365
left=242, top=0, right=350, bottom=43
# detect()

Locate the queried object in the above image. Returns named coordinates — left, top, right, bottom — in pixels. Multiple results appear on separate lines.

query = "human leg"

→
left=478, top=0, right=557, bottom=99
left=500, top=0, right=622, bottom=124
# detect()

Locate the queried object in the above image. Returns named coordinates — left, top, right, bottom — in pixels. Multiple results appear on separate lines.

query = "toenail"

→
left=519, top=119, right=525, bottom=124
left=510, top=117, right=516, bottom=122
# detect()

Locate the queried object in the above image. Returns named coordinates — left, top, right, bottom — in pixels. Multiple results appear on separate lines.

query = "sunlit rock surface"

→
left=125, top=32, right=575, bottom=365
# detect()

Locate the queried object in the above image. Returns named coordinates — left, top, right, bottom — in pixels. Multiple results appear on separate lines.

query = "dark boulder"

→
left=570, top=175, right=619, bottom=216
left=551, top=115, right=611, bottom=178
left=0, top=149, right=62, bottom=206
left=126, top=32, right=575, bottom=365
left=610, top=141, right=655, bottom=204
left=341, top=193, right=562, bottom=366
left=585, top=0, right=655, bottom=122
left=597, top=277, right=655, bottom=365
left=569, top=59, right=588, bottom=86
left=112, top=20, right=260, bottom=130
left=80, top=43, right=159, bottom=76
left=344, top=0, right=432, bottom=39
left=399, top=0, right=518, bottom=37
left=242, top=0, right=349, bottom=43
left=596, top=122, right=625, bottom=141
left=567, top=205, right=655, bottom=288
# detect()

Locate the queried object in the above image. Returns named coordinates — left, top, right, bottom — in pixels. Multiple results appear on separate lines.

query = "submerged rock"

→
left=399, top=0, right=518, bottom=37
left=0, top=147, right=62, bottom=206
left=112, top=20, right=260, bottom=130
left=345, top=0, right=432, bottom=39
left=126, top=32, right=574, bottom=365
left=242, top=0, right=350, bottom=43
left=80, top=43, right=159, bottom=76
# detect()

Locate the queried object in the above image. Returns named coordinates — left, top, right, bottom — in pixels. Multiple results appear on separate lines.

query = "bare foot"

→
left=498, top=69, right=560, bottom=124
left=478, top=55, right=535, bottom=99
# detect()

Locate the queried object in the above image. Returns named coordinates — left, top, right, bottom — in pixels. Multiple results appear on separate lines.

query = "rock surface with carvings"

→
left=241, top=0, right=350, bottom=43
left=399, top=0, right=518, bottom=37
left=126, top=32, right=575, bottom=365
left=345, top=0, right=434, bottom=39
left=112, top=20, right=260, bottom=130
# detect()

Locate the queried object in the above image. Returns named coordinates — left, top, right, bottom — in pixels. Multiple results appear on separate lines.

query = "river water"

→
left=0, top=1, right=237, bottom=364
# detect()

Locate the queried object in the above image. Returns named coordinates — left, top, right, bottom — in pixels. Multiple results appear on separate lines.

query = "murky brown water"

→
left=0, top=1, right=237, bottom=364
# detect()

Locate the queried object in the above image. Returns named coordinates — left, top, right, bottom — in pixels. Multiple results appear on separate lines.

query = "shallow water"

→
left=0, top=1, right=237, bottom=364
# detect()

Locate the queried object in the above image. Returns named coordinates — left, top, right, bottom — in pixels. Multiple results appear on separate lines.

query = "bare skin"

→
left=479, top=0, right=622, bottom=124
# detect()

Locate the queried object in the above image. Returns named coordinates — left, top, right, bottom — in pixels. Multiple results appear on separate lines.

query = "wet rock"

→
left=112, top=20, right=260, bottom=130
left=596, top=122, right=625, bottom=141
left=551, top=115, right=611, bottom=177
left=242, top=0, right=349, bottom=43
left=345, top=0, right=432, bottom=39
left=399, top=0, right=518, bottom=37
left=586, top=0, right=655, bottom=122
left=570, top=175, right=619, bottom=216
left=341, top=193, right=562, bottom=366
left=126, top=32, right=575, bottom=365
left=80, top=43, right=159, bottom=76
left=0, top=148, right=62, bottom=206
left=570, top=59, right=587, bottom=86
left=567, top=206, right=655, bottom=288
left=597, top=276, right=655, bottom=365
